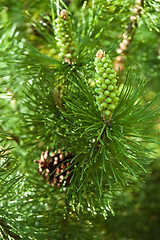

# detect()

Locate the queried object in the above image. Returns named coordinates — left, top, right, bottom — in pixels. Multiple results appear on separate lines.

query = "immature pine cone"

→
left=94, top=50, right=119, bottom=119
left=55, top=9, right=76, bottom=64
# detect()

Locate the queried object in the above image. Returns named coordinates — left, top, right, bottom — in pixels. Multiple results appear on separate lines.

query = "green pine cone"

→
left=55, top=9, right=76, bottom=64
left=94, top=50, right=119, bottom=119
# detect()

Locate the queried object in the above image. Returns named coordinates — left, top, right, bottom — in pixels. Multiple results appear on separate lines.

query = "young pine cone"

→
left=94, top=50, right=119, bottom=119
left=55, top=9, right=76, bottom=64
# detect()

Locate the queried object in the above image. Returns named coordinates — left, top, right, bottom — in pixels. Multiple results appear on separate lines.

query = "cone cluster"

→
left=55, top=9, right=76, bottom=64
left=94, top=50, right=119, bottom=119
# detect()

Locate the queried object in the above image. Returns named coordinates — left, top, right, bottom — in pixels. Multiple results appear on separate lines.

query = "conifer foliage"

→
left=0, top=0, right=160, bottom=239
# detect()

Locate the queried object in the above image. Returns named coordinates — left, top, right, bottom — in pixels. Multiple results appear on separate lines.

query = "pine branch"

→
left=1, top=0, right=160, bottom=225
left=58, top=68, right=159, bottom=214
left=0, top=143, right=23, bottom=240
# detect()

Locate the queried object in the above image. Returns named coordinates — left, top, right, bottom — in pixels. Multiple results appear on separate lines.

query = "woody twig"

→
left=114, top=0, right=144, bottom=72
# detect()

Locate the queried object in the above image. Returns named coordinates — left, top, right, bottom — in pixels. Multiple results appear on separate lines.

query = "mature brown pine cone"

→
left=35, top=149, right=74, bottom=187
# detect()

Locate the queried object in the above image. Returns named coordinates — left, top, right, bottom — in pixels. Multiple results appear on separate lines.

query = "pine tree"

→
left=0, top=0, right=160, bottom=239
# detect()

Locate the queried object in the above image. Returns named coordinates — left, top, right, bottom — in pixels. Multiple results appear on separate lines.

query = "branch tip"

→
left=60, top=9, right=68, bottom=20
left=96, top=50, right=105, bottom=59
